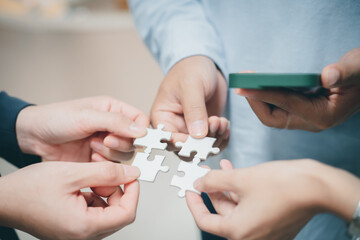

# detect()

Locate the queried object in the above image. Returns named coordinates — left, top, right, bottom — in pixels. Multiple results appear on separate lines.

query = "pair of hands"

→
left=0, top=96, right=150, bottom=239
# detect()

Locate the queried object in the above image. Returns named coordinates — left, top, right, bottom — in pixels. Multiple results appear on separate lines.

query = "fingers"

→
left=91, top=152, right=108, bottom=162
left=194, top=169, right=237, bottom=194
left=236, top=88, right=314, bottom=117
left=322, top=47, right=360, bottom=88
left=79, top=109, right=147, bottom=139
left=90, top=139, right=135, bottom=162
left=220, top=159, right=234, bottom=170
left=208, top=116, right=230, bottom=139
left=91, top=186, right=123, bottom=200
left=89, top=180, right=140, bottom=232
left=180, top=80, right=209, bottom=138
left=219, top=160, right=239, bottom=202
left=103, top=135, right=135, bottom=152
left=203, top=159, right=236, bottom=215
left=207, top=191, right=237, bottom=216
left=186, top=192, right=228, bottom=238
left=82, top=192, right=108, bottom=208
left=245, top=98, right=319, bottom=131
left=116, top=101, right=150, bottom=127
left=236, top=88, right=332, bottom=131
left=69, top=162, right=140, bottom=190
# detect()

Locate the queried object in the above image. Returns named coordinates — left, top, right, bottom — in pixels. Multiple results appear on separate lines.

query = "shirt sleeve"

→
left=128, top=0, right=228, bottom=76
left=0, top=92, right=41, bottom=168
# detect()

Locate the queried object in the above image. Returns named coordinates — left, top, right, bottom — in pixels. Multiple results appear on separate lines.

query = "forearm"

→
left=0, top=176, right=18, bottom=229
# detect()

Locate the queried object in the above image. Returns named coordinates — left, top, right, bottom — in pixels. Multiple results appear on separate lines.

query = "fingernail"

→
left=129, top=122, right=146, bottom=134
left=209, top=123, right=217, bottom=134
left=324, top=67, right=340, bottom=87
left=90, top=140, right=103, bottom=151
left=193, top=178, right=203, bottom=191
left=104, top=136, right=119, bottom=148
left=190, top=120, right=207, bottom=137
left=123, top=165, right=141, bottom=178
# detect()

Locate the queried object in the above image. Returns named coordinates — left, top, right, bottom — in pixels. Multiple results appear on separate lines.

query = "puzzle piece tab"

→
left=132, top=152, right=169, bottom=182
left=134, top=124, right=172, bottom=154
left=170, top=160, right=210, bottom=198
left=175, top=136, right=220, bottom=160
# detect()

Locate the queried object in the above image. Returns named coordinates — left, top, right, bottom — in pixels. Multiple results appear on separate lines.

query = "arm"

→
left=0, top=92, right=41, bottom=168
left=186, top=159, right=360, bottom=239
left=129, top=0, right=227, bottom=75
left=129, top=0, right=229, bottom=140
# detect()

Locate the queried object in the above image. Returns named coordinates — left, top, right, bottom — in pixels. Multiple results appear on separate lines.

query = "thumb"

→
left=322, top=47, right=360, bottom=88
left=194, top=169, right=237, bottom=193
left=69, top=162, right=140, bottom=190
left=79, top=109, right=147, bottom=138
left=181, top=81, right=208, bottom=138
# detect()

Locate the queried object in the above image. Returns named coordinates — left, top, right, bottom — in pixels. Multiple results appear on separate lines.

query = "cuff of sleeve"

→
left=157, top=20, right=228, bottom=79
left=0, top=92, right=41, bottom=168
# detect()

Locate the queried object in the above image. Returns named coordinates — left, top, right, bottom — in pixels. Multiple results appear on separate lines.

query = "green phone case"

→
left=229, top=73, right=321, bottom=89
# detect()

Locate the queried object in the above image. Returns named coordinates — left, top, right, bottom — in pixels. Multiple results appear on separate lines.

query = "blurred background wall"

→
left=0, top=0, right=200, bottom=239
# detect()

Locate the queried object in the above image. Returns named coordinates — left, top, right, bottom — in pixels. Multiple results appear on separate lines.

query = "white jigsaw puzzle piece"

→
left=134, top=124, right=172, bottom=154
left=132, top=152, right=169, bottom=182
left=170, top=159, right=210, bottom=198
left=175, top=136, right=220, bottom=160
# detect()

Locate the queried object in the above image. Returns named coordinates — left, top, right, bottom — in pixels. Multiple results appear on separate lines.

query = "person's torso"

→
left=200, top=2, right=360, bottom=239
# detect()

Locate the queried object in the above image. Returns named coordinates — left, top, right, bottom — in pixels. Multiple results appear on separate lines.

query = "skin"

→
left=151, top=55, right=230, bottom=143
left=186, top=159, right=360, bottom=240
left=0, top=161, right=140, bottom=240
left=235, top=47, right=360, bottom=132
left=0, top=96, right=149, bottom=239
left=16, top=96, right=149, bottom=162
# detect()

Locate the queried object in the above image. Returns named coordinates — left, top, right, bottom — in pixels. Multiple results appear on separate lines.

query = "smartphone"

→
left=229, top=73, right=321, bottom=89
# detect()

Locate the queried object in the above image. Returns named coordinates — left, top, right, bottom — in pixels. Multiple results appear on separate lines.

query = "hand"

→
left=235, top=47, right=360, bottom=132
left=186, top=159, right=360, bottom=240
left=151, top=56, right=229, bottom=143
left=0, top=161, right=140, bottom=240
left=16, top=96, right=149, bottom=162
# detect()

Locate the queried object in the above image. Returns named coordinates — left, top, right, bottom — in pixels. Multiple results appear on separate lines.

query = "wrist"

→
left=315, top=163, right=360, bottom=221
left=16, top=105, right=41, bottom=155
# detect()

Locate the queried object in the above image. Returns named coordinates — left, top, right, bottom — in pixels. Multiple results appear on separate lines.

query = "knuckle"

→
left=186, top=104, right=206, bottom=116
left=124, top=209, right=137, bottom=225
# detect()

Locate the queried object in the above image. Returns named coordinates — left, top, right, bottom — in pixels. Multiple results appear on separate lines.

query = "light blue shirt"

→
left=129, top=1, right=360, bottom=239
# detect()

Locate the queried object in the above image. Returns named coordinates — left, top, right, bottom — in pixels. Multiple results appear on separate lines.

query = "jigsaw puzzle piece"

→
left=175, top=136, right=220, bottom=160
left=134, top=124, right=172, bottom=154
left=170, top=160, right=210, bottom=198
left=132, top=152, right=169, bottom=182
